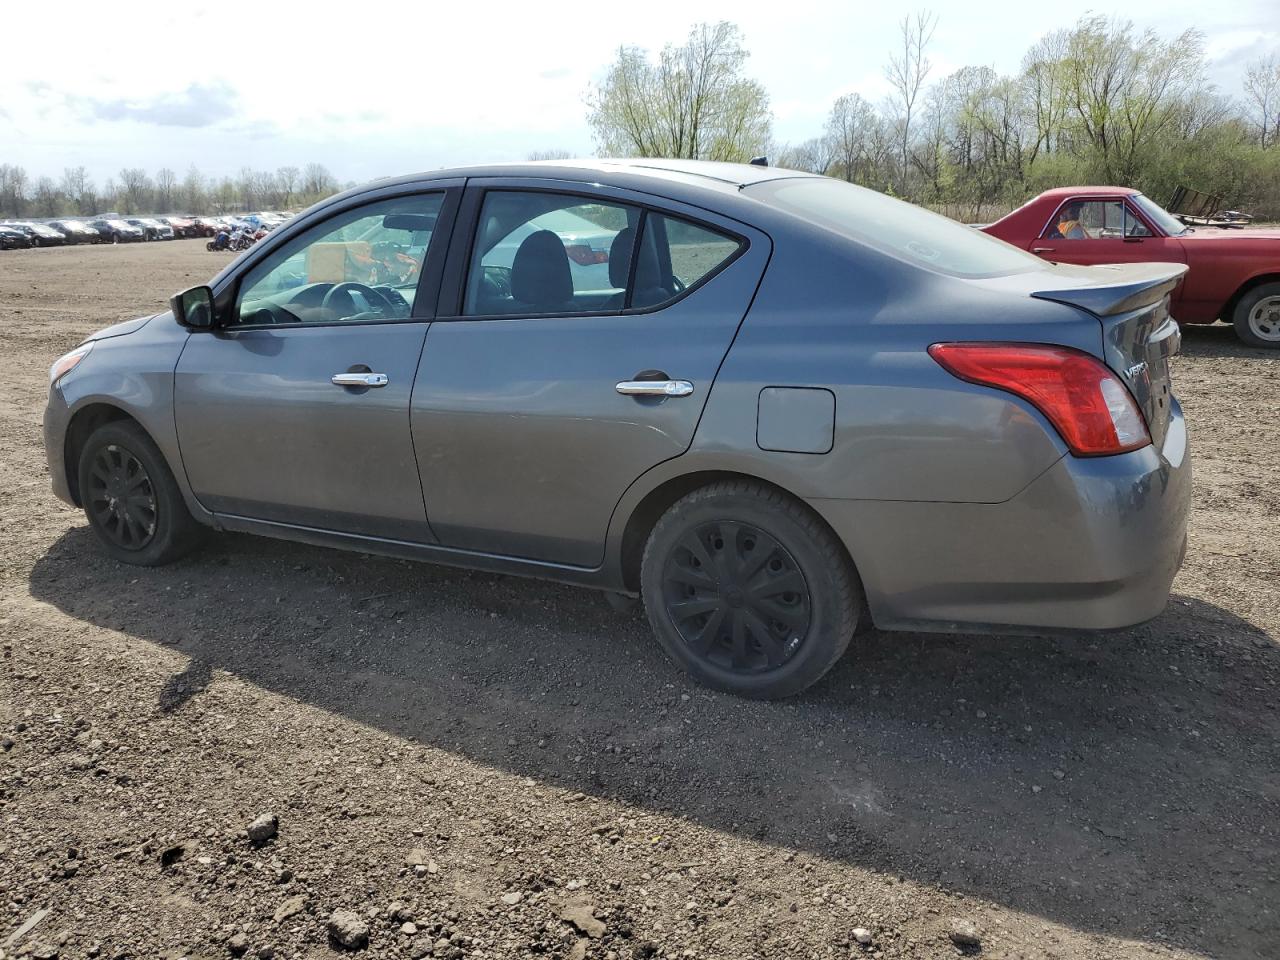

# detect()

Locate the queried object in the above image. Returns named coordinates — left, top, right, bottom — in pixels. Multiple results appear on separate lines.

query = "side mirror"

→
left=170, top=285, right=215, bottom=330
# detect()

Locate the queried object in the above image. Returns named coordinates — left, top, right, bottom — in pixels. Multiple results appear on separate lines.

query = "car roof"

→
left=1037, top=186, right=1141, bottom=199
left=357, top=158, right=815, bottom=200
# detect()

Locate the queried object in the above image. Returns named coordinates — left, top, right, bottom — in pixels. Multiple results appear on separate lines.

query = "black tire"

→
left=1232, top=282, right=1280, bottom=348
left=77, top=420, right=205, bottom=566
left=640, top=481, right=861, bottom=699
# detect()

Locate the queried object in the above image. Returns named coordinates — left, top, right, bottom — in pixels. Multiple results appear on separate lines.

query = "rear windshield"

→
left=749, top=178, right=1044, bottom=278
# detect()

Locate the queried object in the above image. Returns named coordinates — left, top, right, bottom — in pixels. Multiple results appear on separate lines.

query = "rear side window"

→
left=463, top=191, right=742, bottom=317
left=750, top=177, right=1043, bottom=278
left=465, top=192, right=640, bottom=316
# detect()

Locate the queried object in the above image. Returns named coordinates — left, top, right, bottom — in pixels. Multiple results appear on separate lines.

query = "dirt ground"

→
left=0, top=240, right=1277, bottom=960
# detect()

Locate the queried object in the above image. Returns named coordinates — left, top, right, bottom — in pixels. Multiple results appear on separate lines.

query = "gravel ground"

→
left=1, top=240, right=1277, bottom=960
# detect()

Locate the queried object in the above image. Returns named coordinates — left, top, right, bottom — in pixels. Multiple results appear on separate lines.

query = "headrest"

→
left=511, top=230, right=572, bottom=308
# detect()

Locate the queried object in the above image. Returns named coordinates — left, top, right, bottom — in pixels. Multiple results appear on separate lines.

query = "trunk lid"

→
left=1029, top=261, right=1187, bottom=449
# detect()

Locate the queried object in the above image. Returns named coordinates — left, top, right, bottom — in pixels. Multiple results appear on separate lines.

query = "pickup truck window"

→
left=1043, top=200, right=1153, bottom=240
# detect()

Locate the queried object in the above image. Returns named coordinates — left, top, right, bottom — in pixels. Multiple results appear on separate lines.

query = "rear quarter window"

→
left=750, top=178, right=1044, bottom=279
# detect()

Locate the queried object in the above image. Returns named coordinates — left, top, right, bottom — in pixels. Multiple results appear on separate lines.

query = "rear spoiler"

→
left=1030, top=262, right=1188, bottom=317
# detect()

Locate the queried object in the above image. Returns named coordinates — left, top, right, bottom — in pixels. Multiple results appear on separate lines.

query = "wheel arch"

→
left=63, top=403, right=148, bottom=506
left=613, top=468, right=864, bottom=607
left=1223, top=272, right=1280, bottom=322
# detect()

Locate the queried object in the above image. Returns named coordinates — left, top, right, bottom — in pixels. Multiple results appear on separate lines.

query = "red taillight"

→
left=928, top=342, right=1151, bottom=457
left=565, top=243, right=608, bottom=266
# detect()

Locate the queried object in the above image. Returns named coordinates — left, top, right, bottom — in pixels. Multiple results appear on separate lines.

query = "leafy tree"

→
left=587, top=22, right=770, bottom=162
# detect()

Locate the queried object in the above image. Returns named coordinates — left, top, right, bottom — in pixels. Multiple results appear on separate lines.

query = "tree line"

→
left=588, top=16, right=1280, bottom=220
left=0, top=162, right=346, bottom=219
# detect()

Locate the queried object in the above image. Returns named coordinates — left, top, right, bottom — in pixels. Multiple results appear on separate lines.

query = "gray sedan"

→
left=43, top=160, right=1190, bottom=698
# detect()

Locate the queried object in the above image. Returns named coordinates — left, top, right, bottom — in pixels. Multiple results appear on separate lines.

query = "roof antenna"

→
left=749, top=156, right=769, bottom=167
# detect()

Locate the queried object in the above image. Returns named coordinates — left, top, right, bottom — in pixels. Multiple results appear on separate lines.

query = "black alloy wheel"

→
left=641, top=480, right=862, bottom=699
left=77, top=420, right=205, bottom=566
left=85, top=443, right=157, bottom=551
left=661, top=520, right=812, bottom=673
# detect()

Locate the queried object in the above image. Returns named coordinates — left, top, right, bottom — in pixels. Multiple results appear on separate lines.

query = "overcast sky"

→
left=3, top=0, right=1276, bottom=187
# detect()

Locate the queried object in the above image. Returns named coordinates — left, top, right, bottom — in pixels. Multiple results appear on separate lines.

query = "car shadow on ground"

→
left=28, top=527, right=1280, bottom=958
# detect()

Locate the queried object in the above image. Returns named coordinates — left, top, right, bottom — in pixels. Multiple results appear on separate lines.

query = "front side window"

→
left=235, top=193, right=443, bottom=326
left=463, top=191, right=742, bottom=317
left=1044, top=200, right=1153, bottom=240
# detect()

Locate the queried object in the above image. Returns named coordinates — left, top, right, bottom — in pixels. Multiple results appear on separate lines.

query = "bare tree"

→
left=118, top=167, right=151, bottom=214
left=1021, top=29, right=1070, bottom=162
left=34, top=177, right=60, bottom=217
left=302, top=162, right=336, bottom=199
left=527, top=149, right=573, bottom=161
left=60, top=167, right=94, bottom=214
left=826, top=93, right=879, bottom=182
left=1244, top=54, right=1280, bottom=147
left=276, top=165, right=300, bottom=207
left=155, top=168, right=177, bottom=213
left=181, top=165, right=207, bottom=213
left=774, top=137, right=834, bottom=174
left=587, top=21, right=771, bottom=162
left=0, top=164, right=29, bottom=217
left=884, top=10, right=938, bottom=196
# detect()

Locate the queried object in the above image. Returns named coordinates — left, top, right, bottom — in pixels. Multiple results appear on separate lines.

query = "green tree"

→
left=587, top=22, right=770, bottom=162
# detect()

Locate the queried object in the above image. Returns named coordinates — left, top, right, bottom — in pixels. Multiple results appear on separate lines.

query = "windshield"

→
left=750, top=177, right=1044, bottom=278
left=1132, top=194, right=1187, bottom=237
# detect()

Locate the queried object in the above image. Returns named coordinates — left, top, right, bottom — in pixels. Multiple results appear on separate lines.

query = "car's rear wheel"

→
left=77, top=420, right=205, bottom=566
left=640, top=481, right=861, bottom=699
left=1232, top=282, right=1280, bottom=348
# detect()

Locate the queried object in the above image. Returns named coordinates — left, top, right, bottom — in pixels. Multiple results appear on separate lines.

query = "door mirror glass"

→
left=171, top=285, right=215, bottom=329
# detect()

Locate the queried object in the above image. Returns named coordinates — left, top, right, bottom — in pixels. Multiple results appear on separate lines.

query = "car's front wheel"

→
left=640, top=481, right=861, bottom=699
left=77, top=420, right=205, bottom=566
left=1233, top=282, right=1280, bottom=349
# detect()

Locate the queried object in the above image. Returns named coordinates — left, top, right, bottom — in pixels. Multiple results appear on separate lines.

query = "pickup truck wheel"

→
left=640, top=481, right=861, bottom=699
left=1232, top=282, right=1280, bottom=348
left=78, top=421, right=205, bottom=566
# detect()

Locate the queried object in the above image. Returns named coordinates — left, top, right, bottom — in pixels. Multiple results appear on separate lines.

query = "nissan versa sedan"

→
left=44, top=160, right=1191, bottom=698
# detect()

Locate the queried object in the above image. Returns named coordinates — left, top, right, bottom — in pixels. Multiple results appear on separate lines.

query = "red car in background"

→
left=983, top=187, right=1280, bottom=348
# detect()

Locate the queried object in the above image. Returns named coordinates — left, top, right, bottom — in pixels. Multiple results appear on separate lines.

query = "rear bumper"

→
left=811, top=398, right=1191, bottom=633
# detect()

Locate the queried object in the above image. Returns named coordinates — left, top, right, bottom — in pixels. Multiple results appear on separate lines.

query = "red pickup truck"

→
left=982, top=187, right=1280, bottom=348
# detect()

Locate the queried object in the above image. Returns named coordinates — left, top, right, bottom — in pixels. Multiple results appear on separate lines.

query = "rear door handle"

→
left=1032, top=246, right=1056, bottom=254
left=615, top=379, right=694, bottom=398
left=332, top=372, right=388, bottom=388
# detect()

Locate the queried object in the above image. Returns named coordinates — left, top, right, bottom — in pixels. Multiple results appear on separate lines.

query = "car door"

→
left=411, top=181, right=770, bottom=567
left=1031, top=197, right=1187, bottom=269
left=175, top=187, right=458, bottom=541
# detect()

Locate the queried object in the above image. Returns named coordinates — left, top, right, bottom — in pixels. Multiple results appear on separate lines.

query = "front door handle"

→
left=615, top=379, right=694, bottom=398
left=1032, top=246, right=1056, bottom=254
left=332, top=372, right=388, bottom=388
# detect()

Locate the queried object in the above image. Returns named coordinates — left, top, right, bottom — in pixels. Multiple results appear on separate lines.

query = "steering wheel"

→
left=320, top=281, right=396, bottom=319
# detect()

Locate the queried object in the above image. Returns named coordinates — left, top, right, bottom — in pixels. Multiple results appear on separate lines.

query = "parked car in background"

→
left=49, top=220, right=102, bottom=244
left=86, top=219, right=146, bottom=243
left=158, top=216, right=197, bottom=238
left=191, top=217, right=224, bottom=237
left=982, top=186, right=1280, bottom=348
left=44, top=160, right=1191, bottom=699
left=125, top=218, right=174, bottom=241
left=0, top=225, right=34, bottom=249
left=2, top=221, right=67, bottom=246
